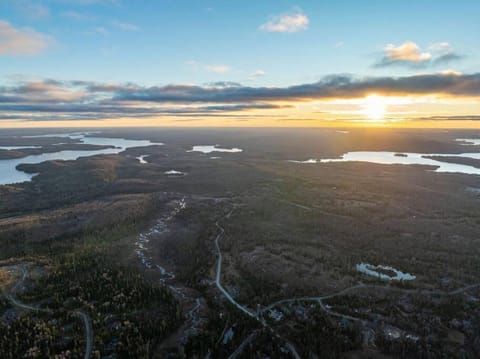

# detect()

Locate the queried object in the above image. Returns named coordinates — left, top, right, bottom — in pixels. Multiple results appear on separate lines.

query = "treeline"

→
left=0, top=193, right=156, bottom=261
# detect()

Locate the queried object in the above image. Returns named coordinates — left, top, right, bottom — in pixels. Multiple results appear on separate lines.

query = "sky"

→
left=0, top=0, right=479, bottom=128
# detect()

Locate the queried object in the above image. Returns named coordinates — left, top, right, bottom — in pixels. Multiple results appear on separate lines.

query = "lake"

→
left=0, top=133, right=163, bottom=185
left=188, top=145, right=243, bottom=154
left=290, top=149, right=480, bottom=175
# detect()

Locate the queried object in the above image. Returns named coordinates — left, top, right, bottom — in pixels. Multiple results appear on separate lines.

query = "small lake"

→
left=136, top=155, right=149, bottom=164
left=0, top=133, right=163, bottom=185
left=457, top=138, right=480, bottom=146
left=188, top=145, right=243, bottom=154
left=356, top=263, right=416, bottom=281
left=290, top=150, right=480, bottom=175
left=0, top=146, right=42, bottom=150
left=164, top=170, right=186, bottom=176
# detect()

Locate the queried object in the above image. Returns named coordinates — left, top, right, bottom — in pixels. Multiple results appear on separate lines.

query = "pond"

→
left=356, top=263, right=416, bottom=281
left=136, top=155, right=149, bottom=164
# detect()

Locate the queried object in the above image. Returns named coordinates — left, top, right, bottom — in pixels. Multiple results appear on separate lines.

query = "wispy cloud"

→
left=54, top=0, right=119, bottom=5
left=204, top=81, right=242, bottom=88
left=23, top=3, right=50, bottom=19
left=375, top=41, right=463, bottom=68
left=428, top=42, right=463, bottom=64
left=260, top=9, right=309, bottom=33
left=95, top=27, right=109, bottom=35
left=247, top=70, right=266, bottom=80
left=185, top=60, right=232, bottom=74
left=184, top=60, right=200, bottom=71
left=61, top=11, right=93, bottom=21
left=428, top=42, right=450, bottom=51
left=205, top=64, right=231, bottom=73
left=419, top=115, right=480, bottom=122
left=83, top=26, right=109, bottom=35
left=439, top=69, right=462, bottom=76
left=0, top=20, right=54, bottom=55
left=112, top=21, right=139, bottom=31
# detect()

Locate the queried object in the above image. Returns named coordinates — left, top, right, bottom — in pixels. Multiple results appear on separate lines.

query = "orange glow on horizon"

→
left=1, top=116, right=479, bottom=130
left=1, top=94, right=479, bottom=129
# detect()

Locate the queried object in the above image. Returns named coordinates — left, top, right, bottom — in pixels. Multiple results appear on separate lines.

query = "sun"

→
left=362, top=94, right=387, bottom=121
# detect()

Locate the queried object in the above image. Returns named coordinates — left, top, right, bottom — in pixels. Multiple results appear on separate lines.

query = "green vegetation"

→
left=25, top=252, right=181, bottom=354
left=0, top=296, right=9, bottom=312
left=2, top=128, right=480, bottom=357
left=184, top=303, right=259, bottom=358
left=0, top=313, right=83, bottom=358
left=1, top=225, right=182, bottom=357
left=291, top=308, right=361, bottom=357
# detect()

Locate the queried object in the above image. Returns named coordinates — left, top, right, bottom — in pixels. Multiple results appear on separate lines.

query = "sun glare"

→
left=362, top=94, right=387, bottom=121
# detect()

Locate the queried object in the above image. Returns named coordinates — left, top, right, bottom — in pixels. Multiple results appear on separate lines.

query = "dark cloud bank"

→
left=1, top=72, right=479, bottom=121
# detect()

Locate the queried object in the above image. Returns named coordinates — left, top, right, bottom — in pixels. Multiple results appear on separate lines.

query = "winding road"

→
left=214, top=213, right=257, bottom=318
left=262, top=284, right=366, bottom=314
left=214, top=208, right=302, bottom=359
left=261, top=280, right=480, bottom=325
left=6, top=264, right=93, bottom=359
left=227, top=330, right=258, bottom=359
left=7, top=265, right=44, bottom=312
left=74, top=310, right=93, bottom=359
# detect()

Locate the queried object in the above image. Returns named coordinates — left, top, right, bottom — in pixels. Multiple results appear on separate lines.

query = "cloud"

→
left=23, top=3, right=50, bottom=19
left=0, top=103, right=288, bottom=114
left=205, top=64, right=231, bottom=73
left=0, top=78, right=291, bottom=121
left=260, top=10, right=309, bottom=33
left=377, top=41, right=432, bottom=66
left=5, top=79, right=89, bottom=102
left=83, top=26, right=109, bottom=35
left=185, top=60, right=232, bottom=74
left=110, top=72, right=480, bottom=103
left=429, top=42, right=463, bottom=65
left=0, top=20, right=53, bottom=55
left=439, top=69, right=462, bottom=76
left=375, top=41, right=462, bottom=68
left=61, top=11, right=93, bottom=21
left=435, top=52, right=462, bottom=64
left=95, top=27, right=108, bottom=35
left=53, top=0, right=119, bottom=5
left=428, top=42, right=450, bottom=51
left=419, top=115, right=480, bottom=121
left=184, top=60, right=200, bottom=71
left=1, top=72, right=480, bottom=122
left=247, top=70, right=266, bottom=81
left=112, top=21, right=139, bottom=31
left=204, top=82, right=242, bottom=88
